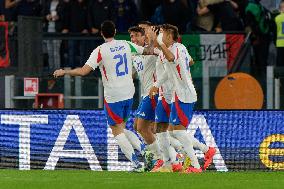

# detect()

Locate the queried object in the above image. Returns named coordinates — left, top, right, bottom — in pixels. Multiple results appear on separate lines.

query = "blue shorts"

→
left=155, top=97, right=171, bottom=123
left=104, top=98, right=133, bottom=126
left=136, top=95, right=158, bottom=121
left=170, top=95, right=195, bottom=128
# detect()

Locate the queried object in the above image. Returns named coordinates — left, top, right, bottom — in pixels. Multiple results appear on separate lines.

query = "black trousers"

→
left=277, top=47, right=284, bottom=67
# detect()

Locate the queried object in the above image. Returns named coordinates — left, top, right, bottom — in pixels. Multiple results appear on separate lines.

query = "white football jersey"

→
left=166, top=42, right=197, bottom=103
left=154, top=52, right=174, bottom=104
left=86, top=39, right=144, bottom=103
left=132, top=55, right=157, bottom=98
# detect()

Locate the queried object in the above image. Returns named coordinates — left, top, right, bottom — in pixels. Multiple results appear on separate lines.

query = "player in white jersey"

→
left=150, top=24, right=216, bottom=173
left=128, top=26, right=164, bottom=170
left=135, top=23, right=183, bottom=172
left=53, top=21, right=155, bottom=172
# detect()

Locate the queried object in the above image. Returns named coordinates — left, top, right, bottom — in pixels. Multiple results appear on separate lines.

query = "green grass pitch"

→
left=0, top=170, right=283, bottom=189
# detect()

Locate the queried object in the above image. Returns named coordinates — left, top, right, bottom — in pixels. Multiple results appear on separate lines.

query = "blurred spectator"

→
left=88, top=0, right=115, bottom=35
left=275, top=0, right=284, bottom=67
left=245, top=0, right=271, bottom=76
left=113, top=0, right=138, bottom=32
left=62, top=0, right=89, bottom=68
left=0, top=0, right=4, bottom=20
left=4, top=0, right=19, bottom=21
left=262, top=0, right=281, bottom=11
left=152, top=0, right=190, bottom=33
left=43, top=0, right=64, bottom=70
left=194, top=0, right=224, bottom=31
left=197, top=0, right=243, bottom=31
left=140, top=0, right=161, bottom=20
left=185, top=0, right=196, bottom=31
left=5, top=0, right=41, bottom=21
left=231, top=0, right=248, bottom=25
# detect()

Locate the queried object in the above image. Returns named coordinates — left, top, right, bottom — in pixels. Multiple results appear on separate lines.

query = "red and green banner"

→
left=116, top=33, right=245, bottom=78
left=182, top=34, right=245, bottom=77
left=0, top=22, right=10, bottom=68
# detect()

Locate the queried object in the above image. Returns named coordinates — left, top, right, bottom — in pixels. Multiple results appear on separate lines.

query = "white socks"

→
left=148, top=140, right=162, bottom=160
left=170, top=131, right=209, bottom=153
left=115, top=133, right=139, bottom=166
left=168, top=145, right=178, bottom=164
left=192, top=136, right=209, bottom=153
left=169, top=131, right=183, bottom=151
left=124, top=129, right=145, bottom=155
left=156, top=132, right=171, bottom=163
left=173, top=130, right=201, bottom=169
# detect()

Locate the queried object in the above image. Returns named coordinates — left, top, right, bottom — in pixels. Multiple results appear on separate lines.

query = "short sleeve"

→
left=126, top=41, right=144, bottom=55
left=85, top=46, right=102, bottom=70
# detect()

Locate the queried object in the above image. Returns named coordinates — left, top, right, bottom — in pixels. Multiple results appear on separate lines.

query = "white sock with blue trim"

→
left=124, top=129, right=145, bottom=155
left=115, top=133, right=139, bottom=166
left=173, top=130, right=201, bottom=169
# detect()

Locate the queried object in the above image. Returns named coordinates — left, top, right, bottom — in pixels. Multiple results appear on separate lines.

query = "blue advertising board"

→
left=0, top=110, right=283, bottom=171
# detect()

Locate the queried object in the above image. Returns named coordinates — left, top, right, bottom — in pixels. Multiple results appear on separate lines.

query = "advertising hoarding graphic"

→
left=0, top=110, right=283, bottom=171
left=24, top=78, right=39, bottom=96
left=182, top=34, right=244, bottom=77
left=116, top=34, right=245, bottom=78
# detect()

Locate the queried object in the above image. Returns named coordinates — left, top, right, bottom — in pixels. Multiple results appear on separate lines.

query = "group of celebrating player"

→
left=53, top=20, right=216, bottom=173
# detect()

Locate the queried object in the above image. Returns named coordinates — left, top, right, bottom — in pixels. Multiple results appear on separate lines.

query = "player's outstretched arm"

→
left=53, top=65, right=93, bottom=78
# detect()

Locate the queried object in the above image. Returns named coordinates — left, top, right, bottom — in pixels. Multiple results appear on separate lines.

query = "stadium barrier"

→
left=0, top=110, right=283, bottom=171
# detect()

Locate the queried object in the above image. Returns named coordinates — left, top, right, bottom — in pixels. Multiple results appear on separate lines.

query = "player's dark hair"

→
left=128, top=26, right=145, bottom=36
left=162, top=24, right=179, bottom=41
left=138, top=21, right=153, bottom=26
left=101, top=20, right=116, bottom=38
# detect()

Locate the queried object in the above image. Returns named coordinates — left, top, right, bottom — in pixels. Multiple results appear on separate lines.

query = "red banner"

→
left=0, top=22, right=10, bottom=67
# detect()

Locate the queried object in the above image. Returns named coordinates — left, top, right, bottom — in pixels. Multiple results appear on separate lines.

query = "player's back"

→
left=132, top=54, right=157, bottom=98
left=156, top=53, right=174, bottom=104
left=167, top=43, right=197, bottom=103
left=98, top=40, right=136, bottom=103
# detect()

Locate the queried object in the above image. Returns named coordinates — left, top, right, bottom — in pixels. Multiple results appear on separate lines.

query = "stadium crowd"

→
left=0, top=0, right=249, bottom=33
left=0, top=0, right=284, bottom=73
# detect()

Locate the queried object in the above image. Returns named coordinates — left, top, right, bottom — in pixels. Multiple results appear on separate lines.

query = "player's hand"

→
left=149, top=86, right=159, bottom=99
left=53, top=69, right=65, bottom=78
left=157, top=32, right=164, bottom=46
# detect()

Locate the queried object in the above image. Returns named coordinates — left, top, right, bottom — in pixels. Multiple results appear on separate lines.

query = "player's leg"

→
left=170, top=99, right=202, bottom=173
left=136, top=95, right=162, bottom=160
left=104, top=99, right=142, bottom=171
left=124, top=128, right=146, bottom=155
left=155, top=98, right=171, bottom=166
left=170, top=122, right=215, bottom=170
left=123, top=103, right=147, bottom=155
left=155, top=122, right=172, bottom=172
left=154, top=98, right=182, bottom=172
left=168, top=125, right=183, bottom=152
left=137, top=118, right=161, bottom=159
